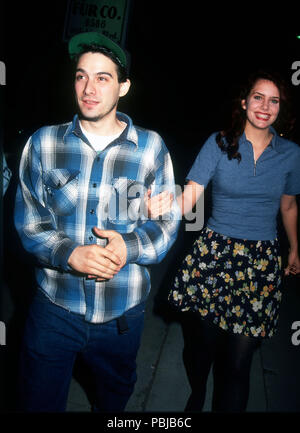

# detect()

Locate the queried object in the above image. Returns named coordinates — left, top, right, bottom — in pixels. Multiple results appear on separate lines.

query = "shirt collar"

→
left=269, top=126, right=280, bottom=152
left=67, top=112, right=138, bottom=148
left=240, top=126, right=281, bottom=153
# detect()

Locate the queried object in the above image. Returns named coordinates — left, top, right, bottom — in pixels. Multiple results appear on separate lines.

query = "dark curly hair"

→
left=216, top=70, right=295, bottom=162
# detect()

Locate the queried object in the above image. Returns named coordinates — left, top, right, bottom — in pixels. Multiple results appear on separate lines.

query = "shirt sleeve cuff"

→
left=51, top=238, right=79, bottom=271
left=121, top=232, right=140, bottom=264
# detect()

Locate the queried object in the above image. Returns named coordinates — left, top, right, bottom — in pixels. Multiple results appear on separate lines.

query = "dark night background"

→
left=1, top=0, right=300, bottom=414
left=3, top=1, right=300, bottom=167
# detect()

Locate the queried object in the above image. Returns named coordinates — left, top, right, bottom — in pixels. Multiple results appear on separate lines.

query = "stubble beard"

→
left=77, top=100, right=118, bottom=123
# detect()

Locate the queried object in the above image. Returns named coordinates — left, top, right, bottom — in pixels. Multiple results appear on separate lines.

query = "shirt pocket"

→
left=108, top=177, right=146, bottom=225
left=44, top=168, right=80, bottom=216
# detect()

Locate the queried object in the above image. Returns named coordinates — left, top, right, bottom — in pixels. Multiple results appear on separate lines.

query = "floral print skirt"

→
left=168, top=227, right=283, bottom=338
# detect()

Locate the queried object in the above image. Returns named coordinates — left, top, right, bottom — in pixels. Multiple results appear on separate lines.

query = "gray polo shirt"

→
left=187, top=130, right=300, bottom=240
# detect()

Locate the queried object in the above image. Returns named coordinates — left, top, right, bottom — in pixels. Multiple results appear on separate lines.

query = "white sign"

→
left=64, top=0, right=130, bottom=44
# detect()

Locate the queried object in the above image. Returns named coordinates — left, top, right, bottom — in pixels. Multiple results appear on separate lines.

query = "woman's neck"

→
left=244, top=123, right=273, bottom=148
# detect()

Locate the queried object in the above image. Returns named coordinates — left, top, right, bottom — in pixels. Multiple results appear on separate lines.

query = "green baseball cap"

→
left=68, top=31, right=127, bottom=68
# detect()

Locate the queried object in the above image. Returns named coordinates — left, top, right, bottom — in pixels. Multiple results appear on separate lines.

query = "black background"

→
left=3, top=1, right=300, bottom=176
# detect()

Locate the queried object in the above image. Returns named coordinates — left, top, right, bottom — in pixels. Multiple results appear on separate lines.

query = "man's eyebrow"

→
left=96, top=72, right=113, bottom=78
left=75, top=68, right=113, bottom=78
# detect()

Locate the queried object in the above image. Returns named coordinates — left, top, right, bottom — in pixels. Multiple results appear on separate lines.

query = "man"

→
left=14, top=32, right=180, bottom=412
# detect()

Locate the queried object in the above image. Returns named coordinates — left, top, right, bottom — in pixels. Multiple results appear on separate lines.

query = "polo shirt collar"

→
left=269, top=126, right=280, bottom=152
left=240, top=126, right=281, bottom=153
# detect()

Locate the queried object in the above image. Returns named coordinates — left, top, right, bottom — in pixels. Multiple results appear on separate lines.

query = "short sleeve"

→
left=186, top=132, right=222, bottom=187
left=284, top=145, right=300, bottom=195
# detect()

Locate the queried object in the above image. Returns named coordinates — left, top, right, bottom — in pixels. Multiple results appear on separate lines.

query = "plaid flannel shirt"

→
left=14, top=112, right=180, bottom=323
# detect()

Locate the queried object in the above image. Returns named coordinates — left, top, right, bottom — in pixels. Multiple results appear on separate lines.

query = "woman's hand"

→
left=281, top=195, right=300, bottom=276
left=145, top=189, right=174, bottom=219
left=144, top=181, right=204, bottom=219
left=284, top=249, right=300, bottom=276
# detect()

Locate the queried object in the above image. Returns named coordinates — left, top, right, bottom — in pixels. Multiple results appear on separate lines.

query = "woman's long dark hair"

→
left=216, top=70, right=295, bottom=162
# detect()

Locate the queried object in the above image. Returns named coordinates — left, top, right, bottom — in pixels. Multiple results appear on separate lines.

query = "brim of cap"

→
left=68, top=31, right=127, bottom=67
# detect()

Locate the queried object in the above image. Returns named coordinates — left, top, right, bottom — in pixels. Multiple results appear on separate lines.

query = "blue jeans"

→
left=18, top=290, right=145, bottom=412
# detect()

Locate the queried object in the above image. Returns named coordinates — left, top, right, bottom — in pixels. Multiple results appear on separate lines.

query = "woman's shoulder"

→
left=193, top=132, right=224, bottom=162
left=206, top=131, right=221, bottom=141
left=201, top=131, right=223, bottom=148
left=275, top=134, right=300, bottom=156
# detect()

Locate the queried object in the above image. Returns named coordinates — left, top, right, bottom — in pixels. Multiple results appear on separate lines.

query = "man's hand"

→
left=93, top=227, right=127, bottom=268
left=68, top=243, right=122, bottom=281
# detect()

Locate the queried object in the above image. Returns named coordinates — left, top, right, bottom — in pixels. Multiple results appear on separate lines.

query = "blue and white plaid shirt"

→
left=15, top=112, right=180, bottom=323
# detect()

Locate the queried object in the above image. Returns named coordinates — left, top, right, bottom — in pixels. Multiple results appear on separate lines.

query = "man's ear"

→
left=119, top=79, right=131, bottom=97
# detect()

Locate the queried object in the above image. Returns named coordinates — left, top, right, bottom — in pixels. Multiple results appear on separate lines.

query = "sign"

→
left=63, top=0, right=131, bottom=45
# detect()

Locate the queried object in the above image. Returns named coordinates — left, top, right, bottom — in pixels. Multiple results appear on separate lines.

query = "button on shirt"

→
left=187, top=130, right=300, bottom=240
left=14, top=112, right=180, bottom=323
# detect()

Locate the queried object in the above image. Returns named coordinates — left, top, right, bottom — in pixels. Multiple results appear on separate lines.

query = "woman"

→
left=147, top=70, right=300, bottom=412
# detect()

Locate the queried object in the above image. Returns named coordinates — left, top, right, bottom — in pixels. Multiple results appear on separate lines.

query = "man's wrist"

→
left=121, top=232, right=140, bottom=263
left=52, top=238, right=80, bottom=271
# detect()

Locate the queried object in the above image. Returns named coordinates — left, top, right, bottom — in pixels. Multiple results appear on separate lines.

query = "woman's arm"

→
left=178, top=180, right=204, bottom=216
left=146, top=180, right=204, bottom=218
left=280, top=194, right=300, bottom=275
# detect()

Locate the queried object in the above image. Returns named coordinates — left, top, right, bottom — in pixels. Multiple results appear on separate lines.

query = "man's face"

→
left=74, top=51, right=129, bottom=123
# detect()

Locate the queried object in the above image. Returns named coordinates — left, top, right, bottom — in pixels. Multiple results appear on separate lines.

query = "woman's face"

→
left=242, top=79, right=280, bottom=131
